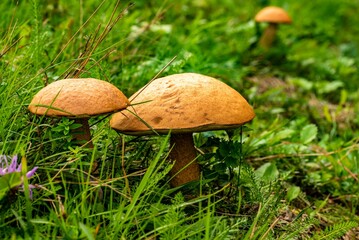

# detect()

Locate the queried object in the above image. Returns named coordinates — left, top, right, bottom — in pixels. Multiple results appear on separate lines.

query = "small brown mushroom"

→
left=110, top=73, right=255, bottom=187
left=255, top=6, right=292, bottom=49
left=28, top=78, right=129, bottom=147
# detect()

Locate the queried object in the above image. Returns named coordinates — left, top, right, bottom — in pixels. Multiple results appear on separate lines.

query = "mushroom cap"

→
left=255, top=6, right=292, bottom=24
left=110, top=73, right=255, bottom=135
left=28, top=78, right=129, bottom=117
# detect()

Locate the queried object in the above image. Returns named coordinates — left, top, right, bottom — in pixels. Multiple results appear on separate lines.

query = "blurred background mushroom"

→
left=255, top=6, right=292, bottom=49
left=110, top=73, right=255, bottom=187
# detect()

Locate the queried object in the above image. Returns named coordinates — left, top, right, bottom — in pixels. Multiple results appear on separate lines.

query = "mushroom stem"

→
left=73, top=118, right=94, bottom=148
left=259, top=23, right=278, bottom=49
left=73, top=118, right=99, bottom=174
left=169, top=133, right=200, bottom=187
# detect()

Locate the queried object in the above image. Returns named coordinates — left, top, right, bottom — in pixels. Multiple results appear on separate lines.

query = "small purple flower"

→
left=0, top=155, right=38, bottom=199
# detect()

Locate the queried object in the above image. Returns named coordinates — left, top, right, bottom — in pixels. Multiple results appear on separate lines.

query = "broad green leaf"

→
left=272, top=129, right=295, bottom=143
left=286, top=186, right=301, bottom=202
left=317, top=80, right=344, bottom=94
left=288, top=77, right=313, bottom=90
left=0, top=172, right=22, bottom=189
left=0, top=172, right=22, bottom=201
left=255, top=162, right=278, bottom=182
left=214, top=163, right=227, bottom=173
left=300, top=124, right=318, bottom=144
left=79, top=222, right=95, bottom=240
left=218, top=141, right=230, bottom=157
left=0, top=190, right=6, bottom=201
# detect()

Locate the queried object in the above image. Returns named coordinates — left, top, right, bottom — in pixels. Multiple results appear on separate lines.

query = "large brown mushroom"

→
left=255, top=6, right=292, bottom=49
left=110, top=73, right=255, bottom=187
left=29, top=78, right=129, bottom=147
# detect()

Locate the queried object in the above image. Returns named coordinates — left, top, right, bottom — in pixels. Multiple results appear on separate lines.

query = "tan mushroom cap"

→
left=28, top=78, right=129, bottom=117
left=110, top=73, right=255, bottom=135
left=255, top=6, right=292, bottom=24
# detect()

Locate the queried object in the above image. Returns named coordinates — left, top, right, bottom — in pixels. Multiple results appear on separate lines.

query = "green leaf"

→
left=0, top=172, right=23, bottom=201
left=214, top=163, right=227, bottom=173
left=225, top=156, right=239, bottom=168
left=0, top=190, right=6, bottom=201
left=272, top=129, right=295, bottom=143
left=0, top=172, right=22, bottom=189
left=300, top=124, right=318, bottom=144
left=286, top=186, right=301, bottom=203
left=218, top=141, right=231, bottom=157
left=288, top=77, right=313, bottom=90
left=317, top=80, right=343, bottom=94
left=79, top=222, right=95, bottom=240
left=255, top=162, right=278, bottom=182
left=70, top=123, right=82, bottom=130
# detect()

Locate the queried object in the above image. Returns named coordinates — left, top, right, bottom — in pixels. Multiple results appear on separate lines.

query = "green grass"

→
left=0, top=0, right=358, bottom=239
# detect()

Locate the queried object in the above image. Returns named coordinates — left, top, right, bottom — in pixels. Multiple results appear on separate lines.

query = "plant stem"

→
left=259, top=23, right=278, bottom=49
left=73, top=118, right=94, bottom=148
left=169, top=133, right=200, bottom=187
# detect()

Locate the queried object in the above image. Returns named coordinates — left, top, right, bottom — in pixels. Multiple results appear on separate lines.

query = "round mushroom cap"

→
left=110, top=73, right=255, bottom=135
left=28, top=78, right=129, bottom=117
left=255, top=6, right=292, bottom=24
